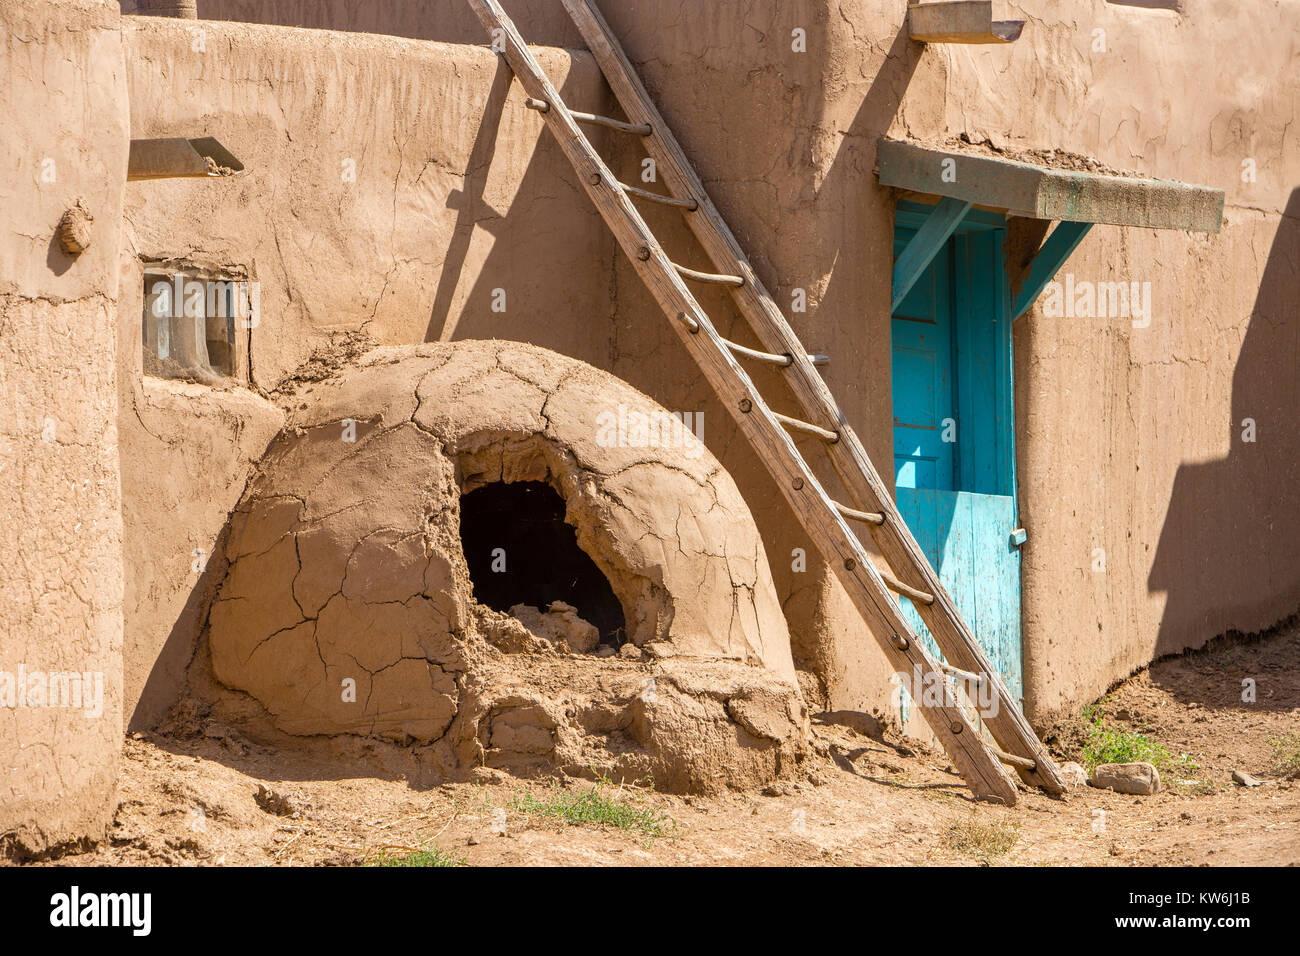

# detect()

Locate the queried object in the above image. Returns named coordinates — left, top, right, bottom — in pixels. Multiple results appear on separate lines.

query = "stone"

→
left=1059, top=760, right=1089, bottom=789
left=510, top=601, right=600, bottom=654
left=1090, top=761, right=1161, bottom=795
left=253, top=785, right=299, bottom=816
left=814, top=709, right=884, bottom=741
left=1232, top=770, right=1263, bottom=788
left=56, top=202, right=93, bottom=255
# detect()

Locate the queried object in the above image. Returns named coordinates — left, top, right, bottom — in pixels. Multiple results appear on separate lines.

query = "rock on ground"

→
left=1090, top=761, right=1161, bottom=795
left=510, top=602, right=601, bottom=654
left=1058, top=761, right=1089, bottom=789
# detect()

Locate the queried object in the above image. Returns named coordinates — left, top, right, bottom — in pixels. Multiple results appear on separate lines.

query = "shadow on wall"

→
left=593, top=8, right=926, bottom=716
left=582, top=8, right=924, bottom=704
left=420, top=56, right=614, bottom=360
left=1148, top=188, right=1300, bottom=707
left=767, top=24, right=925, bottom=687
left=129, top=523, right=234, bottom=729
left=424, top=59, right=513, bottom=343
left=805, top=19, right=925, bottom=448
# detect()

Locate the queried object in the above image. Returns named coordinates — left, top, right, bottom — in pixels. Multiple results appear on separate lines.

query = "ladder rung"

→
left=834, top=500, right=884, bottom=525
left=880, top=571, right=935, bottom=606
left=620, top=181, right=698, bottom=210
left=524, top=97, right=651, bottom=135
left=936, top=660, right=983, bottom=685
left=772, top=411, right=839, bottom=443
left=673, top=261, right=745, bottom=288
left=722, top=338, right=827, bottom=369
left=992, top=746, right=1037, bottom=773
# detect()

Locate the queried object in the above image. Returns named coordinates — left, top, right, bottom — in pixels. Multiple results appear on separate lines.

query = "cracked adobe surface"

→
left=204, top=341, right=804, bottom=787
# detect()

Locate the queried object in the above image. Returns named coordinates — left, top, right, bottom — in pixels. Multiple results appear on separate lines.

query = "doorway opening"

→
left=890, top=200, right=1023, bottom=705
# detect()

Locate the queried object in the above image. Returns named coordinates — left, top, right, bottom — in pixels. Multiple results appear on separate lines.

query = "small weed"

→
left=365, top=846, right=466, bottom=867
left=944, top=813, right=1020, bottom=862
left=1080, top=704, right=1197, bottom=774
left=511, top=775, right=674, bottom=841
left=1268, top=732, right=1300, bottom=777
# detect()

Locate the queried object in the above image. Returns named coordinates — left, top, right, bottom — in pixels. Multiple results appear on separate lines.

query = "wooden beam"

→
left=1012, top=221, right=1093, bottom=318
left=878, top=139, right=1224, bottom=234
left=908, top=1, right=1024, bottom=44
left=892, top=197, right=972, bottom=311
left=127, top=137, right=244, bottom=181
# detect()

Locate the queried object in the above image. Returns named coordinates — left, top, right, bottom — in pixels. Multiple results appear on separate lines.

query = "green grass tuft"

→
left=1080, top=703, right=1198, bottom=774
left=1269, top=732, right=1300, bottom=777
left=365, top=847, right=466, bottom=867
left=511, top=777, right=674, bottom=840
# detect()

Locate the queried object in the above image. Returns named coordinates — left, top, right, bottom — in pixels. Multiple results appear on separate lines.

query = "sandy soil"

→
left=29, top=622, right=1300, bottom=867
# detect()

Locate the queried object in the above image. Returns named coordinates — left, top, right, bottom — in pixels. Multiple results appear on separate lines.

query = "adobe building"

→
left=2, top=0, right=1295, bottom=853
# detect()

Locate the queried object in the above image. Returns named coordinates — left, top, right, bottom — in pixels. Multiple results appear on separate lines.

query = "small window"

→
left=141, top=267, right=252, bottom=382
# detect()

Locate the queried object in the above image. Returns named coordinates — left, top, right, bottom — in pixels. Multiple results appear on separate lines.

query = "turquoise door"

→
left=891, top=203, right=1023, bottom=712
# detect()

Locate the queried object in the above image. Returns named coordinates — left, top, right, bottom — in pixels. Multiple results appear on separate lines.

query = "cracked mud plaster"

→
left=204, top=341, right=807, bottom=791
left=0, top=0, right=129, bottom=858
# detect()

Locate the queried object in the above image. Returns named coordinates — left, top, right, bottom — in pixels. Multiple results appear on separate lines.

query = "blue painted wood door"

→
left=891, top=206, right=1023, bottom=713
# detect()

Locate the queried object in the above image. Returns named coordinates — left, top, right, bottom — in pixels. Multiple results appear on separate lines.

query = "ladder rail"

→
left=466, top=0, right=1019, bottom=805
left=557, top=0, right=1064, bottom=795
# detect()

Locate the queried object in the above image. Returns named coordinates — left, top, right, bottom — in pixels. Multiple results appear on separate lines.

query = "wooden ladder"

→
left=468, top=0, right=1065, bottom=804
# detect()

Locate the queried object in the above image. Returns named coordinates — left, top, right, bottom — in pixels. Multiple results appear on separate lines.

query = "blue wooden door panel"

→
left=891, top=238, right=954, bottom=492
left=953, top=231, right=1011, bottom=495
left=895, top=489, right=1024, bottom=711
left=890, top=205, right=1022, bottom=720
left=967, top=492, right=1022, bottom=704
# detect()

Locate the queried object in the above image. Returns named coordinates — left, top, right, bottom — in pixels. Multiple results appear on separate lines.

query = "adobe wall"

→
left=599, top=0, right=1298, bottom=730
left=921, top=0, right=1298, bottom=726
left=129, top=0, right=582, bottom=47
left=597, top=0, right=1298, bottom=730
left=121, top=1, right=1299, bottom=733
left=118, top=18, right=616, bottom=727
left=121, top=17, right=613, bottom=389
left=0, top=0, right=129, bottom=856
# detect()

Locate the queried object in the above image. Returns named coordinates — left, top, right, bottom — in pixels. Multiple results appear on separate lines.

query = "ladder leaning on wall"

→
left=467, top=0, right=1065, bottom=804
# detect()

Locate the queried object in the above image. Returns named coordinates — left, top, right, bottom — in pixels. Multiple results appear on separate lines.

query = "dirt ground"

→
left=29, top=621, right=1300, bottom=867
